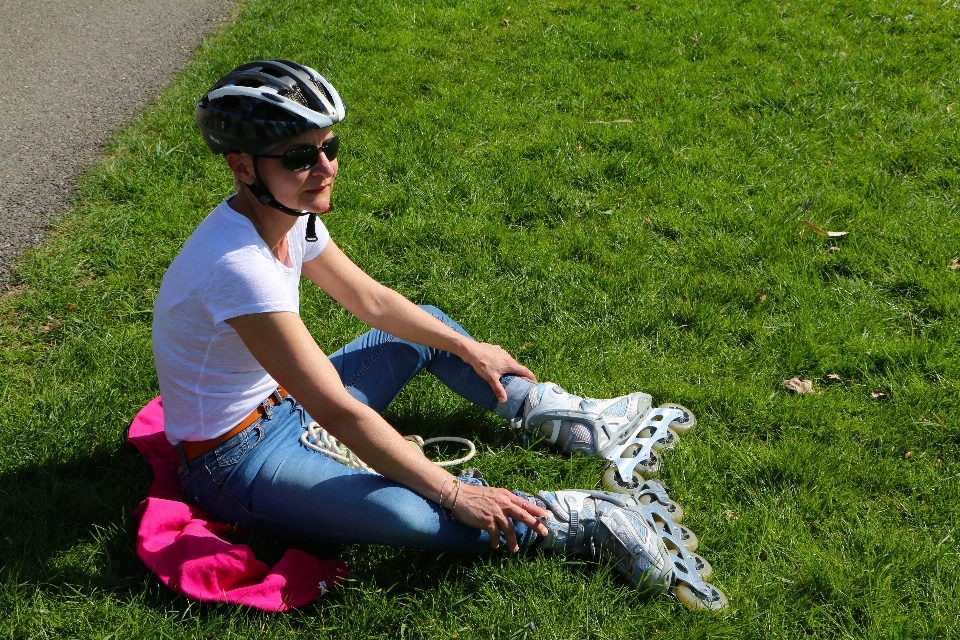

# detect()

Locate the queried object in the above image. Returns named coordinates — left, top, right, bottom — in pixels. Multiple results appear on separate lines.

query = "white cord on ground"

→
left=299, top=421, right=476, bottom=472
left=421, top=436, right=477, bottom=467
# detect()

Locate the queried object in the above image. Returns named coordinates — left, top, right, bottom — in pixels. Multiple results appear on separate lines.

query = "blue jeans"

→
left=177, top=306, right=536, bottom=552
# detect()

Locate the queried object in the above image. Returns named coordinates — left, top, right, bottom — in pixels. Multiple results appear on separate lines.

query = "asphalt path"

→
left=0, top=0, right=233, bottom=287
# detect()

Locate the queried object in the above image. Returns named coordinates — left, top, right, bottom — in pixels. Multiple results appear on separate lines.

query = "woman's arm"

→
left=301, top=240, right=535, bottom=403
left=226, top=310, right=548, bottom=551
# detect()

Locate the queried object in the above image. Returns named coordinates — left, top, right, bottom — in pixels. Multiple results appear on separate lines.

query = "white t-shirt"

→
left=152, top=197, right=329, bottom=444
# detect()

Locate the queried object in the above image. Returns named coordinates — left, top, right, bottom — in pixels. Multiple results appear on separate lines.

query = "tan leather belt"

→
left=180, top=386, right=289, bottom=461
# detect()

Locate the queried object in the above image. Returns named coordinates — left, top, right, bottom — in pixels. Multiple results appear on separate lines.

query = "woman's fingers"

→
left=503, top=501, right=550, bottom=538
left=505, top=362, right=537, bottom=382
left=455, top=485, right=550, bottom=551
left=489, top=377, right=508, bottom=404
left=498, top=514, right=519, bottom=552
left=495, top=348, right=536, bottom=382
left=486, top=521, right=501, bottom=549
left=467, top=343, right=538, bottom=399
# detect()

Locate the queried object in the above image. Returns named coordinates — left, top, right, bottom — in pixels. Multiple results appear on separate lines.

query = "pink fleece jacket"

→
left=128, top=396, right=349, bottom=611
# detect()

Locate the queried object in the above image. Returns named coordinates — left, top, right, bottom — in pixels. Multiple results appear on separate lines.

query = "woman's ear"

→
left=225, top=152, right=257, bottom=186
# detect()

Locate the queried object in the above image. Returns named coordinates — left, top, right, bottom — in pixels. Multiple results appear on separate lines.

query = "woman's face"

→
left=256, top=127, right=339, bottom=214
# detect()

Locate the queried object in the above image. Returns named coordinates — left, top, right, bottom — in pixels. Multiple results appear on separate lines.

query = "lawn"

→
left=1, top=0, right=958, bottom=637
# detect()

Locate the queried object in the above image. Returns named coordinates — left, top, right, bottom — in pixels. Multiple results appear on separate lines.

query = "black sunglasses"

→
left=259, top=136, right=340, bottom=171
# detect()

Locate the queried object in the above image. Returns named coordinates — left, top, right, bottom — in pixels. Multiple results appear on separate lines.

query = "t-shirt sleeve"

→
left=203, top=249, right=301, bottom=325
left=302, top=217, right=330, bottom=263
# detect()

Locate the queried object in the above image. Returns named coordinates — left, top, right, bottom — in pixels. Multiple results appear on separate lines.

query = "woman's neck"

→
left=230, top=186, right=297, bottom=264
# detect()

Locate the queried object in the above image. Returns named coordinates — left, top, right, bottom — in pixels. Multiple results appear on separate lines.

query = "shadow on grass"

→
left=0, top=406, right=543, bottom=618
left=0, top=446, right=151, bottom=592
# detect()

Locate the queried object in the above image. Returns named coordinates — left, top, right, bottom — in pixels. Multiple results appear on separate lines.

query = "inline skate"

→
left=513, top=383, right=696, bottom=492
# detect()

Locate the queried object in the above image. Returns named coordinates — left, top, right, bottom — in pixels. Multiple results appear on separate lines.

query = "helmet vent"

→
left=282, top=86, right=310, bottom=108
left=313, top=80, right=336, bottom=108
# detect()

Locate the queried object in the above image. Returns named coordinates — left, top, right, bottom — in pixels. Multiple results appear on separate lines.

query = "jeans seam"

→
left=343, top=308, right=454, bottom=389
left=206, top=461, right=254, bottom=521
left=433, top=314, right=457, bottom=331
left=346, top=334, right=397, bottom=388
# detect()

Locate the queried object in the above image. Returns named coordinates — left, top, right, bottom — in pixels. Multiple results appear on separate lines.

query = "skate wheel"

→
left=659, top=404, right=696, bottom=434
left=651, top=517, right=698, bottom=551
left=631, top=448, right=661, bottom=476
left=673, top=583, right=729, bottom=611
left=678, top=526, right=699, bottom=552
left=650, top=427, right=680, bottom=451
left=691, top=553, right=712, bottom=580
left=638, top=494, right=684, bottom=523
left=601, top=465, right=642, bottom=494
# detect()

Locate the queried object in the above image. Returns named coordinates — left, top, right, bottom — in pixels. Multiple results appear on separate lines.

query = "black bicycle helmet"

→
left=195, top=60, right=346, bottom=240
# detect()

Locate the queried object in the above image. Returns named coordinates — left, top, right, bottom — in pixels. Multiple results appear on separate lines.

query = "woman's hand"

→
left=444, top=482, right=550, bottom=552
left=462, top=342, right=537, bottom=404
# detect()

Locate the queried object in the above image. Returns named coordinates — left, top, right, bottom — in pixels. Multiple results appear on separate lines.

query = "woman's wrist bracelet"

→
left=439, top=476, right=452, bottom=506
left=450, top=478, right=462, bottom=517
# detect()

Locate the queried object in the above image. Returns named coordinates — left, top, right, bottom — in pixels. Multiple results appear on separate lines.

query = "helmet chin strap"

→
left=248, top=157, right=325, bottom=242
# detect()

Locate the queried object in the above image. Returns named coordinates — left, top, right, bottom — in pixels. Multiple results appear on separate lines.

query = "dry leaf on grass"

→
left=948, top=103, right=956, bottom=113
left=871, top=390, right=888, bottom=399
left=904, top=451, right=914, bottom=459
left=783, top=378, right=814, bottom=394
left=949, top=258, right=960, bottom=270
left=802, top=220, right=849, bottom=237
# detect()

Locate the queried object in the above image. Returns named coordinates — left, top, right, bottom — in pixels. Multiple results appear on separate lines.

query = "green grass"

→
left=2, top=0, right=959, bottom=637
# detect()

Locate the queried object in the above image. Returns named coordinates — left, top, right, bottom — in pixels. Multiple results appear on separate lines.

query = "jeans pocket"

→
left=214, top=422, right=265, bottom=468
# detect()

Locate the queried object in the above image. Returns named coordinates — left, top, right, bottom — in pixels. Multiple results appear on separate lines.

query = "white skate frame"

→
left=634, top=480, right=724, bottom=607
left=603, top=406, right=687, bottom=482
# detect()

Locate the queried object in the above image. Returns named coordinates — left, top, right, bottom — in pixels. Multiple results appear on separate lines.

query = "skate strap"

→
left=527, top=408, right=603, bottom=428
left=526, top=407, right=614, bottom=450
left=569, top=509, right=580, bottom=547
left=560, top=493, right=589, bottom=549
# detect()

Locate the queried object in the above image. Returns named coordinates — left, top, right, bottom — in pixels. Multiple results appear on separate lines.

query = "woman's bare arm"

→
left=225, top=310, right=548, bottom=550
left=301, top=240, right=535, bottom=402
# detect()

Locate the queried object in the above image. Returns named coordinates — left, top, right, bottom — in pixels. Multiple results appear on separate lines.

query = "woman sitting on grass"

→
left=152, top=59, right=670, bottom=590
